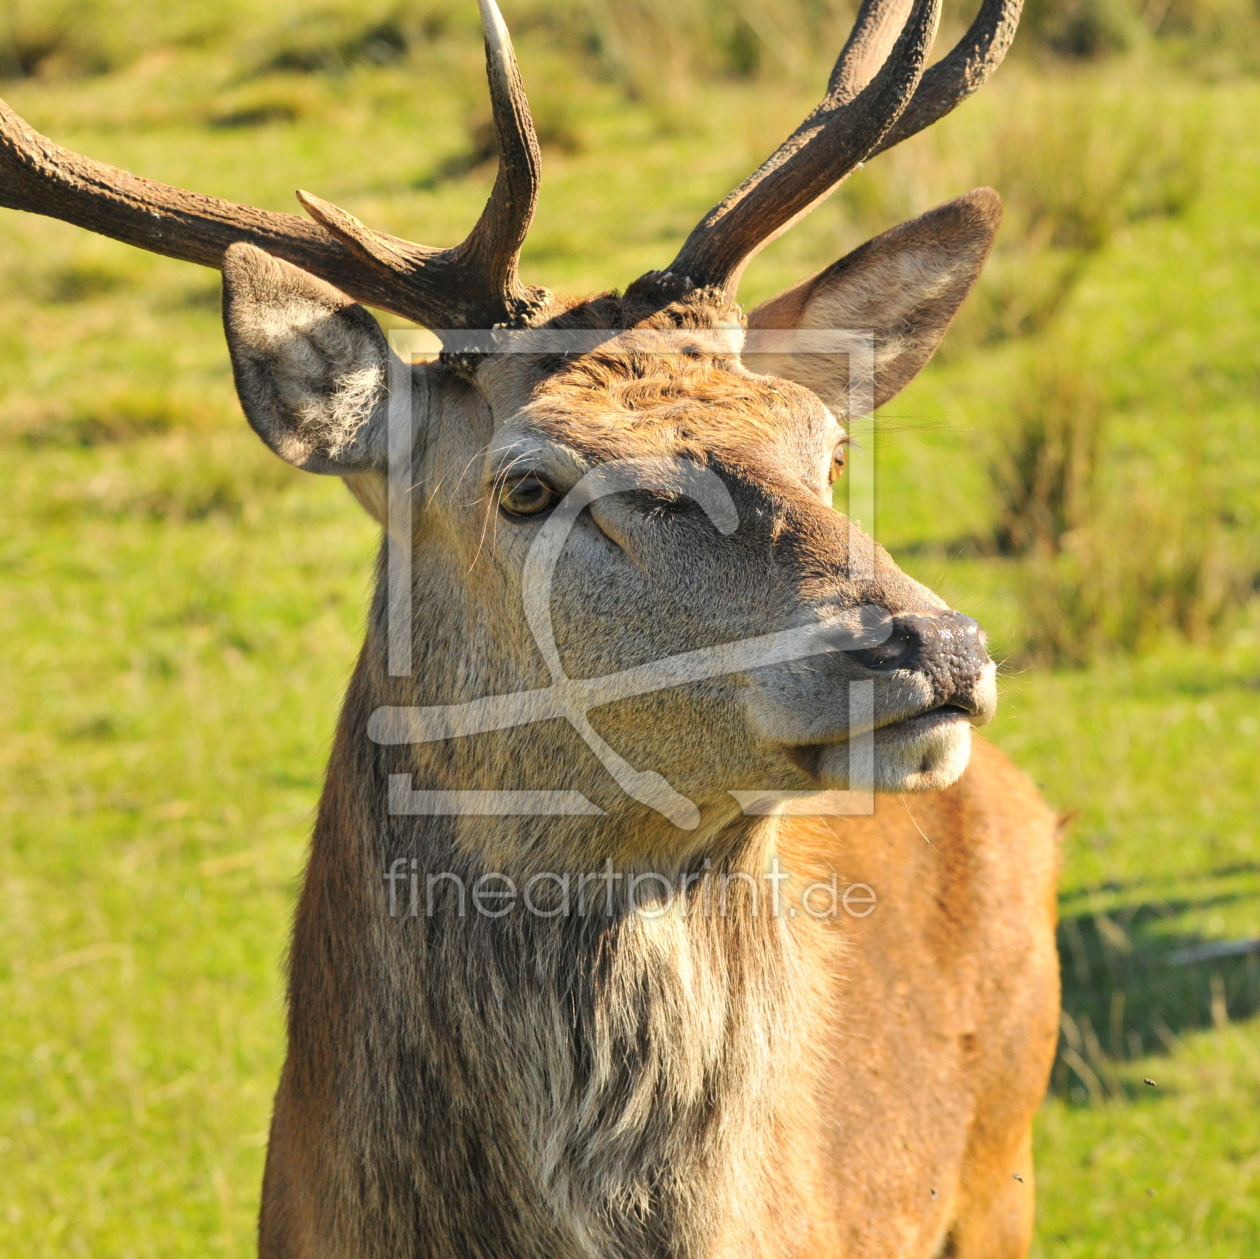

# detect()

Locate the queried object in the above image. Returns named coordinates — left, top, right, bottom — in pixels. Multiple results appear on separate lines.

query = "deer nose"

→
left=849, top=612, right=994, bottom=717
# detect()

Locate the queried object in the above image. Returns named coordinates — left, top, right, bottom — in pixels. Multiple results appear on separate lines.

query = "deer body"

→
left=0, top=0, right=1058, bottom=1253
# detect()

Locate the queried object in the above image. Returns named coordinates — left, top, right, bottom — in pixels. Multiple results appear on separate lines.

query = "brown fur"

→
left=788, top=737, right=1060, bottom=1257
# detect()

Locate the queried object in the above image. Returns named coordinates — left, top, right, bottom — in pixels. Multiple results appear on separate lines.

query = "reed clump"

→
left=1016, top=488, right=1259, bottom=665
left=977, top=343, right=1260, bottom=666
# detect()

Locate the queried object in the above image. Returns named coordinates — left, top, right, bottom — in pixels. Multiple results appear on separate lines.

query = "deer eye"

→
left=499, top=475, right=559, bottom=519
left=829, top=442, right=848, bottom=482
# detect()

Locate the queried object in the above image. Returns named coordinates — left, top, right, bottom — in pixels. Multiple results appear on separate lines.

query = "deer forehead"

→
left=476, top=353, right=844, bottom=491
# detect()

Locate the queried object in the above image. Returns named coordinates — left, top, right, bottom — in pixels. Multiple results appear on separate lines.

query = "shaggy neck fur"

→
left=285, top=618, right=833, bottom=1259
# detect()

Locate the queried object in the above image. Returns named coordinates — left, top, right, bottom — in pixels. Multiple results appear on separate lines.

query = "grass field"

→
left=1, top=3, right=1259, bottom=1254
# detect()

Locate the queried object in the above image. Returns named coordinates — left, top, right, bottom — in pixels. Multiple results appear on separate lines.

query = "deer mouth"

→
left=887, top=701, right=975, bottom=730
left=782, top=702, right=974, bottom=786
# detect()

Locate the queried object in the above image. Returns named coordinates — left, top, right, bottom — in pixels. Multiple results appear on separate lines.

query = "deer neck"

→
left=297, top=641, right=831, bottom=1258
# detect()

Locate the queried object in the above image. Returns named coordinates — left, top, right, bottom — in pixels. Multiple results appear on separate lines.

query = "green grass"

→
left=1, top=10, right=1259, bottom=1256
left=0, top=470, right=376, bottom=1254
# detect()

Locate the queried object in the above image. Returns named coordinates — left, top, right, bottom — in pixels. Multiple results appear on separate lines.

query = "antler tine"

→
left=466, top=0, right=545, bottom=309
left=869, top=0, right=1023, bottom=155
left=827, top=0, right=916, bottom=104
left=300, top=0, right=548, bottom=332
left=661, top=0, right=941, bottom=297
left=0, top=0, right=547, bottom=334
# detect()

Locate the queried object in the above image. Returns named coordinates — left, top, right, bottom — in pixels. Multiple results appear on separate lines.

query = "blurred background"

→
left=0, top=0, right=1258, bottom=1253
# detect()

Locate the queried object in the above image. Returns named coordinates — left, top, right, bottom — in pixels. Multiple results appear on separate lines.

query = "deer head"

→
left=0, top=0, right=1020, bottom=855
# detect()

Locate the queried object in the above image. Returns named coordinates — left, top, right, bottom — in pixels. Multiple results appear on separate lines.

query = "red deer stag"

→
left=0, top=0, right=1059, bottom=1254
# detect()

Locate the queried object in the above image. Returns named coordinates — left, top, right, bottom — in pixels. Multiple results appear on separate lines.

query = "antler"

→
left=870, top=0, right=1023, bottom=154
left=661, top=0, right=1022, bottom=297
left=0, top=0, right=546, bottom=334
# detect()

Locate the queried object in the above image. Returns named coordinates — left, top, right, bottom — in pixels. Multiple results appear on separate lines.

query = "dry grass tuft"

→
left=1017, top=482, right=1259, bottom=665
left=986, top=352, right=1108, bottom=558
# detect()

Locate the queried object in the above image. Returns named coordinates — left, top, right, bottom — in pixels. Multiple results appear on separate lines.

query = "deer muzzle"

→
left=847, top=611, right=996, bottom=726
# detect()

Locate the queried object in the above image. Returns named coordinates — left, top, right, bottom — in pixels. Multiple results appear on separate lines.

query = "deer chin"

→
left=793, top=707, right=974, bottom=794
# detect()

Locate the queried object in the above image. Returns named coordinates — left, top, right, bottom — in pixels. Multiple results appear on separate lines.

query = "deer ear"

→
left=222, top=242, right=390, bottom=474
left=744, top=189, right=1000, bottom=413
